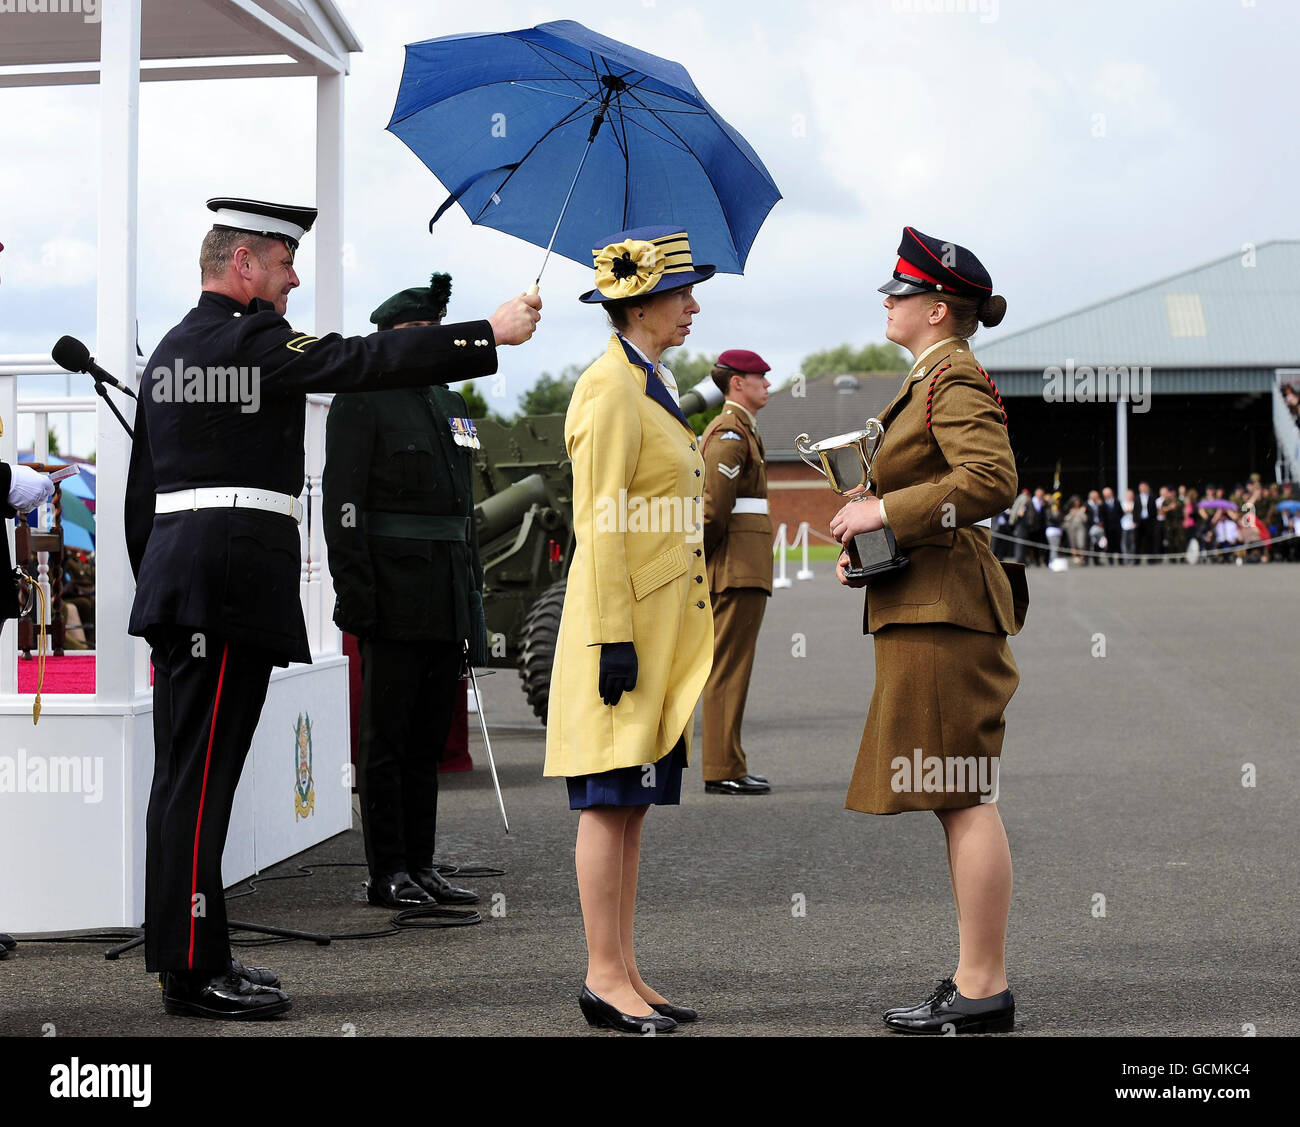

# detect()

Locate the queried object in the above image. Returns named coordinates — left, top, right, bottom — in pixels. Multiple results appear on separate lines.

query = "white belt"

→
left=732, top=497, right=768, bottom=515
left=156, top=487, right=304, bottom=525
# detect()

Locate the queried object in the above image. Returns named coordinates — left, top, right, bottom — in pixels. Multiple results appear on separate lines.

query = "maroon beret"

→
left=716, top=349, right=770, bottom=374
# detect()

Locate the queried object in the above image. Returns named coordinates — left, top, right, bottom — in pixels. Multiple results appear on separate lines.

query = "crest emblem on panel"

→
left=294, top=712, right=315, bottom=821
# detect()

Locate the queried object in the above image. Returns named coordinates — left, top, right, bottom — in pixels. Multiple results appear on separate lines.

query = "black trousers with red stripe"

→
left=144, top=626, right=272, bottom=974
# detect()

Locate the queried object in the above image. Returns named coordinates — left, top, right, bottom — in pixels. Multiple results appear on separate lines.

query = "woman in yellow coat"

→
left=831, top=227, right=1028, bottom=1034
left=544, top=226, right=715, bottom=1033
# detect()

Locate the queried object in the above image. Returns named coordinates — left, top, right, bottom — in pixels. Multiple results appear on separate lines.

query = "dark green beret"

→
left=370, top=272, right=453, bottom=329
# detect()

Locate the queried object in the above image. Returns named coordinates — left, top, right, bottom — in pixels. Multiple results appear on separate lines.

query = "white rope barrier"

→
left=989, top=528, right=1297, bottom=562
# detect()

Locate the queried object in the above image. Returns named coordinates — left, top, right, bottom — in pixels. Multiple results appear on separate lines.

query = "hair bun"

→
left=978, top=294, right=1007, bottom=328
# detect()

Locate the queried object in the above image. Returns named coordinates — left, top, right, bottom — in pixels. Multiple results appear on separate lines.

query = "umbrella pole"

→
left=532, top=102, right=611, bottom=291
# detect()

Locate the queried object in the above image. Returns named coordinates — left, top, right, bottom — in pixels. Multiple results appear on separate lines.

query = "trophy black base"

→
left=844, top=528, right=910, bottom=584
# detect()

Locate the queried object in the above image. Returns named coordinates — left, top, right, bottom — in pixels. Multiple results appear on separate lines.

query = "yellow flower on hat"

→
left=593, top=239, right=664, bottom=300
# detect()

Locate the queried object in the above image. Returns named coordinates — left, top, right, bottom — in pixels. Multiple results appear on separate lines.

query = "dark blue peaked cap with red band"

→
left=879, top=226, right=993, bottom=300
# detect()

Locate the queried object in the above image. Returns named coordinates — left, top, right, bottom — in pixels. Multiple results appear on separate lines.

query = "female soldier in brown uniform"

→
left=831, top=227, right=1028, bottom=1033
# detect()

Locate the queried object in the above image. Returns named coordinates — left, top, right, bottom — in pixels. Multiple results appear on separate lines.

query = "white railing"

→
left=1, top=369, right=341, bottom=698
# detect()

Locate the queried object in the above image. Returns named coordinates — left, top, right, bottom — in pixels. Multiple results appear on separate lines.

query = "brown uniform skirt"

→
left=845, top=622, right=1019, bottom=815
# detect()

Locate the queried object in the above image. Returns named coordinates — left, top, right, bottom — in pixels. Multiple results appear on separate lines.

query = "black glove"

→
left=598, top=641, right=638, bottom=707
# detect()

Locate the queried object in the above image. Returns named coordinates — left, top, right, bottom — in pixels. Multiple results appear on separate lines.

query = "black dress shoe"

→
left=579, top=986, right=677, bottom=1034
left=410, top=866, right=480, bottom=905
left=705, top=776, right=771, bottom=795
left=883, top=977, right=1014, bottom=1034
left=230, top=958, right=280, bottom=988
left=746, top=774, right=769, bottom=785
left=157, top=959, right=280, bottom=990
left=883, top=976, right=953, bottom=1017
left=651, top=1001, right=697, bottom=1023
left=367, top=871, right=437, bottom=909
left=0, top=933, right=16, bottom=951
left=162, top=970, right=291, bottom=1020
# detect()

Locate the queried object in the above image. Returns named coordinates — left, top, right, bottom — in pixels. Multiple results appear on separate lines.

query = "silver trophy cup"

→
left=795, top=419, right=909, bottom=583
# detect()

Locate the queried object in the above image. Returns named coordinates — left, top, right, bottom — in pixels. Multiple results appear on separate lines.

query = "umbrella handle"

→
left=528, top=283, right=539, bottom=296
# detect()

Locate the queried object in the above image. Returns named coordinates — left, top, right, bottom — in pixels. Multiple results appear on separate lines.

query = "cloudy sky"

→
left=2, top=0, right=1297, bottom=455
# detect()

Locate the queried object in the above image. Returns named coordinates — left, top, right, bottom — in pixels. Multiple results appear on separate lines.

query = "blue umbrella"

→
left=388, top=19, right=781, bottom=282
left=1276, top=500, right=1300, bottom=513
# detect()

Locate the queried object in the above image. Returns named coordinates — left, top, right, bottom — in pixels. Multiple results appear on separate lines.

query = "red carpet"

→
left=17, top=654, right=96, bottom=694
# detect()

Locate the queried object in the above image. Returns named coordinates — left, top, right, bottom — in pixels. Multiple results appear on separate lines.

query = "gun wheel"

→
left=518, top=577, right=566, bottom=725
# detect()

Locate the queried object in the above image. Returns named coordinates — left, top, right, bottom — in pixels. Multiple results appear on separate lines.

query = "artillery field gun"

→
left=471, top=379, right=723, bottom=722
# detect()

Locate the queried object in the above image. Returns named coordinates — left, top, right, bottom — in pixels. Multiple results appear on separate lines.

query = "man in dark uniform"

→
left=322, top=273, right=484, bottom=911
left=125, top=198, right=540, bottom=1019
left=700, top=350, right=774, bottom=795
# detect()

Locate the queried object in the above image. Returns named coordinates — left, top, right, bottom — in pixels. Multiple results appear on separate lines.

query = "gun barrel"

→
left=474, top=472, right=549, bottom=544
left=678, top=380, right=724, bottom=419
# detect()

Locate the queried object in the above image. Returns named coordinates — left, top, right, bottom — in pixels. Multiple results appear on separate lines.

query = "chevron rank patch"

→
left=717, top=463, right=740, bottom=479
left=719, top=430, right=743, bottom=440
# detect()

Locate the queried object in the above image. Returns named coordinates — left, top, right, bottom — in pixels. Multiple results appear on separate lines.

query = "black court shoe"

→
left=651, top=1001, right=698, bottom=1023
left=579, top=987, right=677, bottom=1034
left=162, top=969, right=291, bottom=1020
left=883, top=977, right=1014, bottom=1034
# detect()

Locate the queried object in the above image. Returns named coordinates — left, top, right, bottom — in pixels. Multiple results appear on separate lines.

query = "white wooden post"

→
left=94, top=0, right=142, bottom=706
left=311, top=72, right=344, bottom=655
left=315, top=73, right=344, bottom=334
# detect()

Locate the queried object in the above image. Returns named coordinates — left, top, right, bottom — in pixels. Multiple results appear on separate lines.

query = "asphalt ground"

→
left=2, top=560, right=1296, bottom=1049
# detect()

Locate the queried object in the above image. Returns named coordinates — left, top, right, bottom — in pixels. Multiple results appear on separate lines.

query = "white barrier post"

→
left=794, top=521, right=814, bottom=580
left=772, top=522, right=792, bottom=588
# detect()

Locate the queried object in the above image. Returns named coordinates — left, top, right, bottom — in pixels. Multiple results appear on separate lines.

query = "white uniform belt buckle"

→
left=731, top=497, right=768, bottom=515
left=155, top=487, right=304, bottom=525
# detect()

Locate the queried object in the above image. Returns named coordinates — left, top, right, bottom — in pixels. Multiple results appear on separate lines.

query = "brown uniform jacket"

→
left=866, top=340, right=1028, bottom=636
left=702, top=402, right=773, bottom=594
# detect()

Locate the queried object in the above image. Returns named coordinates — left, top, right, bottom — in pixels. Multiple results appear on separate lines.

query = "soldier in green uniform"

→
left=323, top=274, right=486, bottom=910
left=700, top=350, right=774, bottom=795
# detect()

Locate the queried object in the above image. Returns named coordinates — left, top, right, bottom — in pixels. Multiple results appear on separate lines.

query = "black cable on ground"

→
left=2, top=859, right=506, bottom=956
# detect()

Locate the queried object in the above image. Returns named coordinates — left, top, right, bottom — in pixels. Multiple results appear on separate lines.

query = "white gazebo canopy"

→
left=0, top=0, right=360, bottom=85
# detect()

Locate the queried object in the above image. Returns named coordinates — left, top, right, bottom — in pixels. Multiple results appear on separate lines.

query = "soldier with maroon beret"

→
left=700, top=348, right=774, bottom=795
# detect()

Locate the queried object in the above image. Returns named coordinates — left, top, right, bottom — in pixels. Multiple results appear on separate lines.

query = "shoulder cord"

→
left=926, top=363, right=1008, bottom=429
left=14, top=568, right=48, bottom=724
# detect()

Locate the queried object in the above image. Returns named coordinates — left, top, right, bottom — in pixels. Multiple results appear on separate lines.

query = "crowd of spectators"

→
left=992, top=475, right=1299, bottom=565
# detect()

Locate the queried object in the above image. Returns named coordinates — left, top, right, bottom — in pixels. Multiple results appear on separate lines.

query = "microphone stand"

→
left=88, top=370, right=134, bottom=440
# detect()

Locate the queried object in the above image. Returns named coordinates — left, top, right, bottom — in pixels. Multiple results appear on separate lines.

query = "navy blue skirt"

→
left=566, top=738, right=687, bottom=810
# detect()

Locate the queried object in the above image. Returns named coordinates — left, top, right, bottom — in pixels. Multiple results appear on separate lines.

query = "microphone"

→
left=51, top=335, right=137, bottom=398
